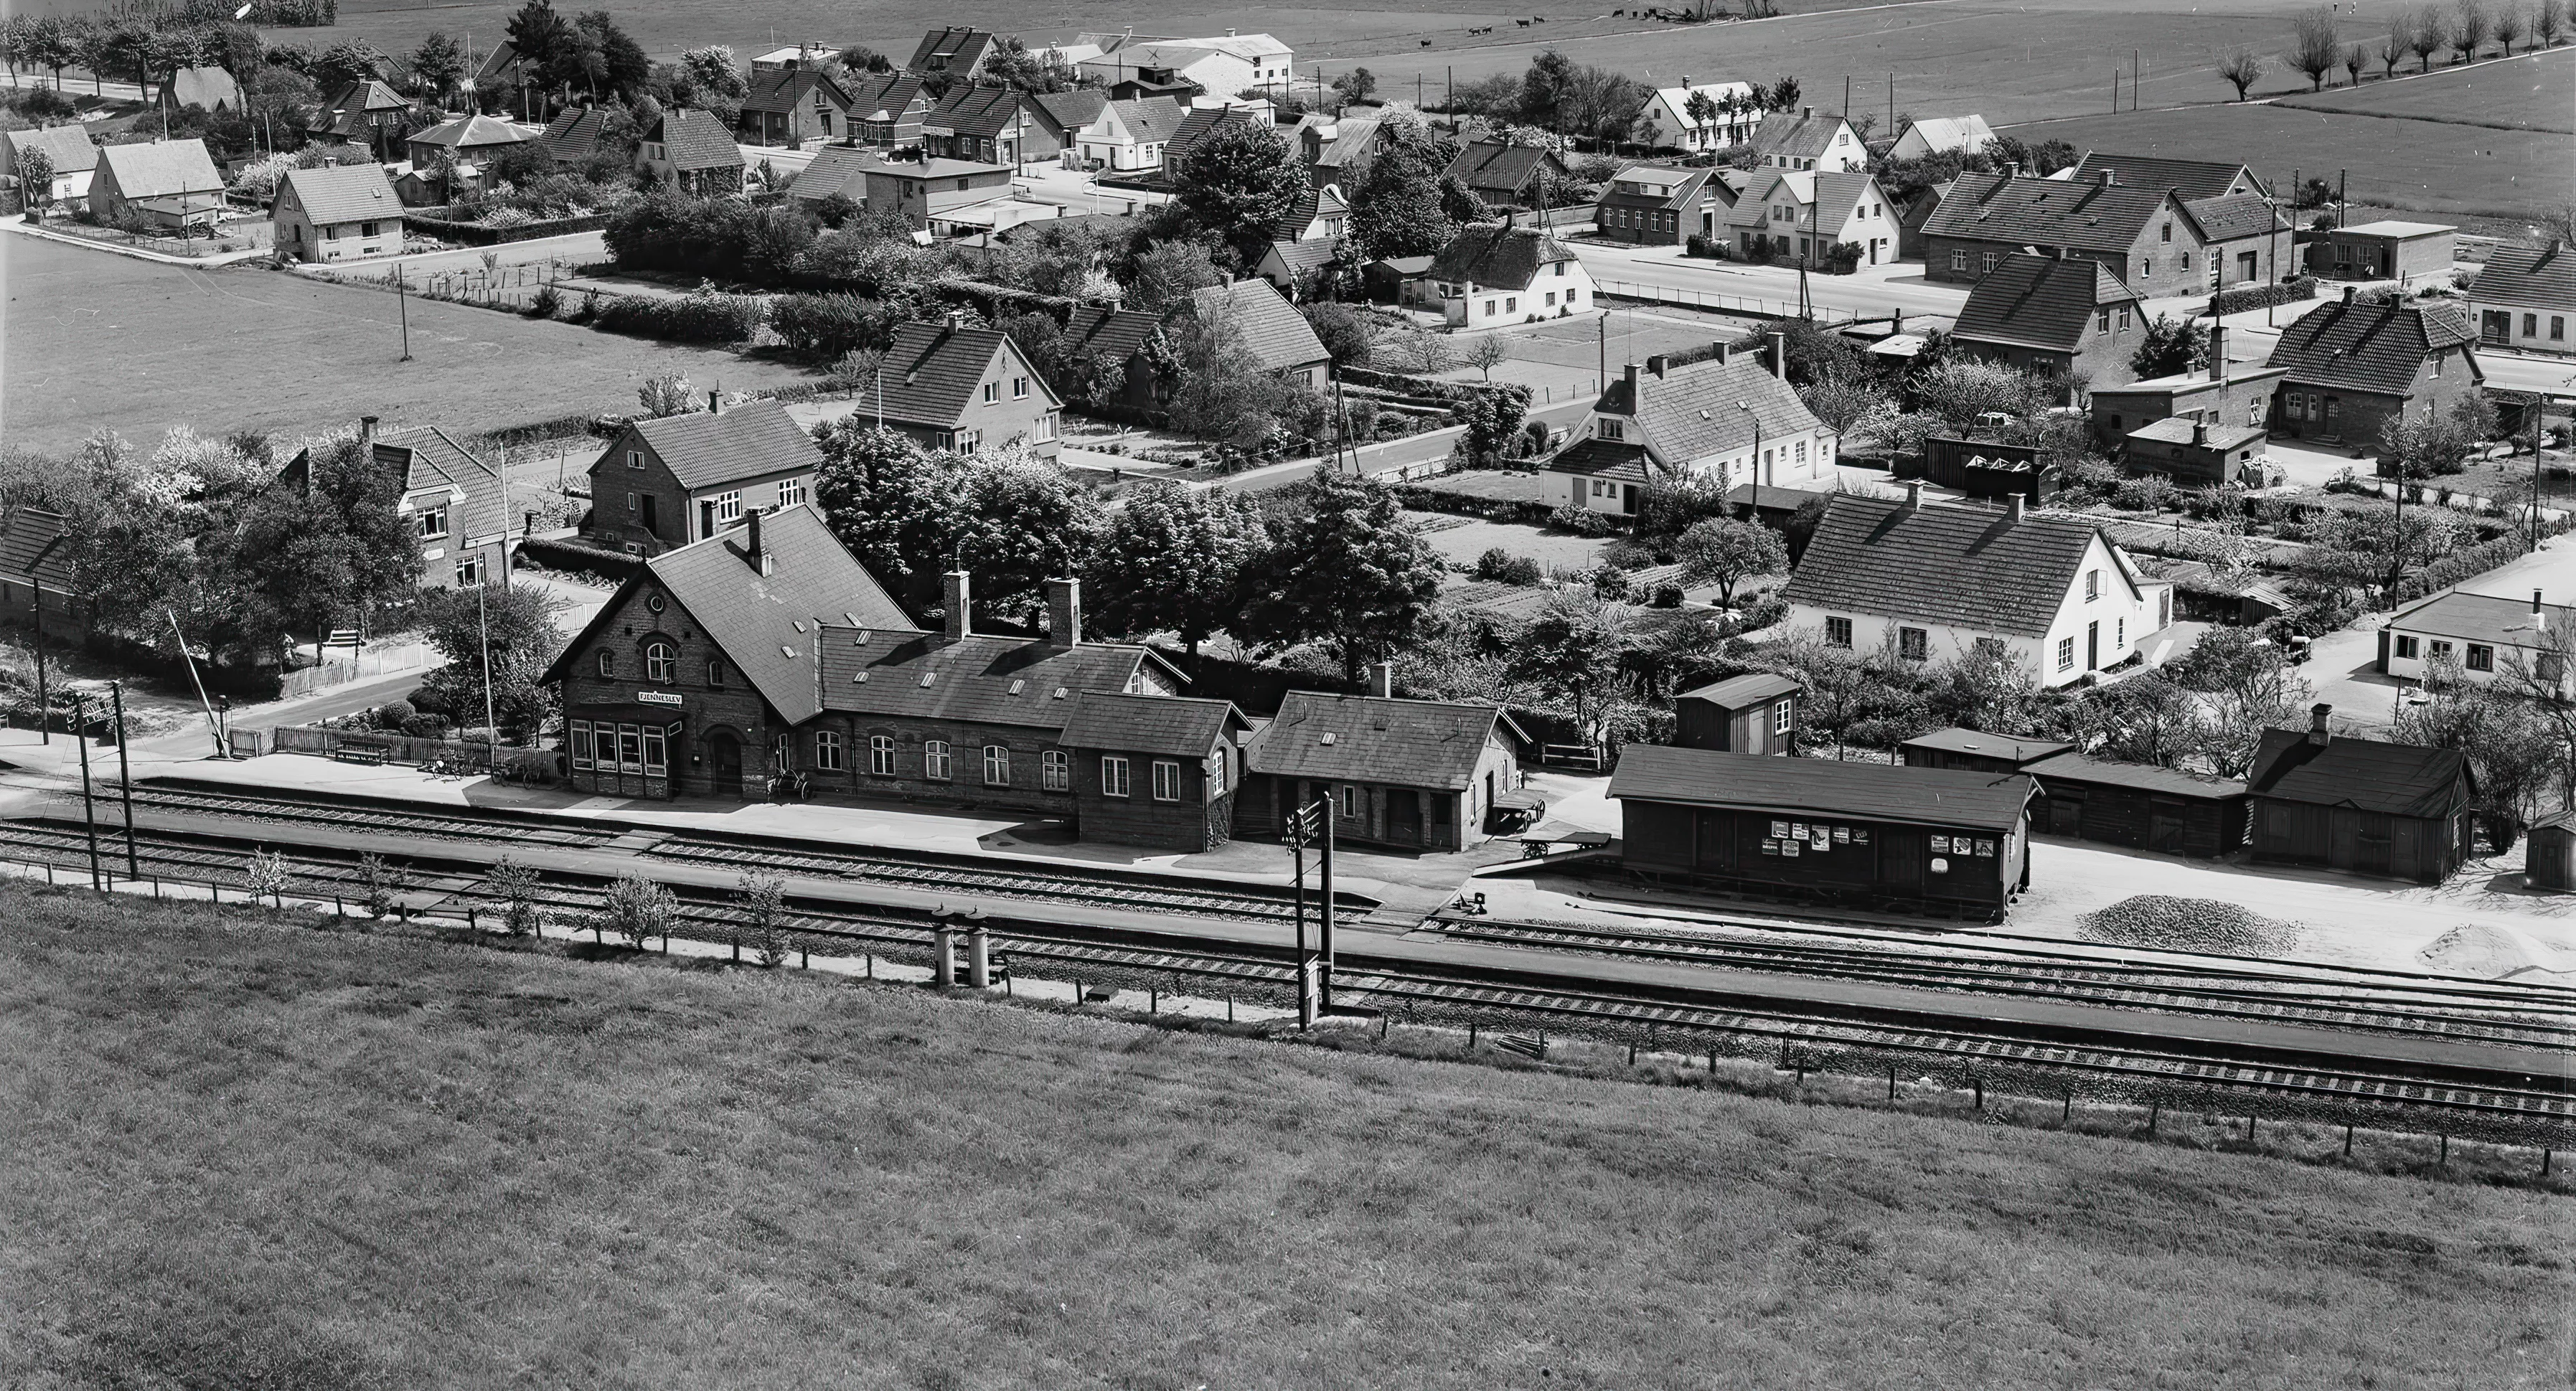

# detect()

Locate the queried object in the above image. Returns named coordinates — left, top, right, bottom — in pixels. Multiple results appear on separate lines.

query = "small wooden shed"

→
left=2524, top=812, right=2576, bottom=892
left=1897, top=727, right=2071, bottom=775
left=2246, top=708, right=2476, bottom=884
left=1674, top=672, right=1800, bottom=755
left=2023, top=751, right=2250, bottom=859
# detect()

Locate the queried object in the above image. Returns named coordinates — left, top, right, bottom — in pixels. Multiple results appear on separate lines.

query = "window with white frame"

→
left=1034, top=413, right=1056, bottom=442
left=956, top=429, right=982, bottom=454
left=1825, top=616, right=1853, bottom=648
left=1773, top=698, right=1792, bottom=735
left=2394, top=635, right=2419, bottom=659
left=415, top=504, right=449, bottom=540
left=644, top=641, right=674, bottom=683
left=711, top=491, right=743, bottom=523
left=983, top=744, right=1010, bottom=786
left=814, top=730, right=845, bottom=770
left=1101, top=755, right=1131, bottom=797
left=596, top=649, right=614, bottom=677
left=454, top=555, right=483, bottom=587
left=982, top=381, right=999, bottom=404
left=1599, top=418, right=1623, bottom=440
left=570, top=721, right=594, bottom=769
left=1151, top=759, right=1180, bottom=802
left=869, top=734, right=895, bottom=775
left=640, top=725, right=667, bottom=775
left=2084, top=569, right=2100, bottom=601
left=1012, top=376, right=1030, bottom=399
left=923, top=740, right=952, bottom=781
left=2467, top=643, right=2495, bottom=672
left=1899, top=627, right=1928, bottom=661
left=2056, top=636, right=2076, bottom=671
left=777, top=477, right=807, bottom=509
left=1043, top=748, right=1069, bottom=791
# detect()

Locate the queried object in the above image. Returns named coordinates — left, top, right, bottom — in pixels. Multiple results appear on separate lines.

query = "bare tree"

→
left=2410, top=8, right=2450, bottom=69
left=2342, top=41, right=2369, bottom=84
left=2539, top=0, right=2568, bottom=47
left=2381, top=9, right=2415, bottom=72
left=2455, top=0, right=2492, bottom=57
left=2289, top=5, right=2343, bottom=89
left=2495, top=4, right=2527, bottom=52
left=1465, top=334, right=1510, bottom=381
left=2217, top=46, right=2268, bottom=100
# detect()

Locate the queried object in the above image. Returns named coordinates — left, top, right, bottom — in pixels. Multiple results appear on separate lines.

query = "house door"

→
left=2148, top=797, right=2186, bottom=854
left=2353, top=811, right=2394, bottom=875
left=1388, top=789, right=1422, bottom=845
left=2048, top=795, right=2084, bottom=836
left=2482, top=310, right=2512, bottom=344
left=640, top=494, right=660, bottom=539
left=2086, top=620, right=2099, bottom=670
left=706, top=732, right=743, bottom=796
left=2236, top=250, right=2257, bottom=284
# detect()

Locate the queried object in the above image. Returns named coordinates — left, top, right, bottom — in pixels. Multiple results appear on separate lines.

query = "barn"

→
left=2246, top=707, right=2476, bottom=884
left=1609, top=745, right=2036, bottom=918
left=2022, top=751, right=2249, bottom=859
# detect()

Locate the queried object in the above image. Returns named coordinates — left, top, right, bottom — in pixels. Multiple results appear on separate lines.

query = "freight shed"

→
left=1610, top=745, right=2035, bottom=918
left=2022, top=751, right=2248, bottom=859
left=2246, top=707, right=2475, bottom=884
left=1896, top=727, right=2070, bottom=775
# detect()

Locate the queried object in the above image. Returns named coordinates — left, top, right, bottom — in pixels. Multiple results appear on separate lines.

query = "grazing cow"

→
left=1516, top=18, right=1530, bottom=26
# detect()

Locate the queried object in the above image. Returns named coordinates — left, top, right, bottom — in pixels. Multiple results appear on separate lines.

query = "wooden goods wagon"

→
left=2023, top=751, right=2248, bottom=859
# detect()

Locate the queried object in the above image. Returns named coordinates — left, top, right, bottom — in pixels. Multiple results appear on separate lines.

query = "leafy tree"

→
left=1348, top=138, right=1454, bottom=260
left=1511, top=590, right=1630, bottom=740
left=737, top=869, right=790, bottom=966
left=638, top=372, right=695, bottom=418
left=1238, top=473, right=1445, bottom=683
left=2129, top=313, right=2211, bottom=378
left=1172, top=118, right=1309, bottom=262
left=2288, top=6, right=2342, bottom=89
left=981, top=34, right=1076, bottom=93
left=837, top=44, right=890, bottom=75
left=411, top=583, right=564, bottom=741
left=484, top=857, right=545, bottom=936
left=1126, top=238, right=1226, bottom=313
left=2539, top=0, right=2567, bottom=47
left=14, top=144, right=54, bottom=210
left=811, top=422, right=965, bottom=605
left=503, top=0, right=573, bottom=91
left=1798, top=371, right=1893, bottom=439
left=1912, top=358, right=2052, bottom=430
left=1332, top=66, right=1377, bottom=105
left=571, top=10, right=649, bottom=98
left=1926, top=636, right=2045, bottom=733
left=1301, top=301, right=1372, bottom=366
left=232, top=431, right=421, bottom=646
left=2161, top=626, right=2312, bottom=776
left=1675, top=517, right=1787, bottom=607
left=1980, top=133, right=2077, bottom=176
left=312, top=37, right=385, bottom=92
left=412, top=31, right=465, bottom=98
left=588, top=871, right=677, bottom=949
left=677, top=44, right=746, bottom=99
left=1167, top=300, right=1317, bottom=454
left=949, top=456, right=1105, bottom=621
left=1451, top=386, right=1531, bottom=469
left=1087, top=480, right=1269, bottom=655
left=1762, top=75, right=1802, bottom=111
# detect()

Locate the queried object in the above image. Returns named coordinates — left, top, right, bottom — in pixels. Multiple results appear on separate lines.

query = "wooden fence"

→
left=1592, top=278, right=1861, bottom=323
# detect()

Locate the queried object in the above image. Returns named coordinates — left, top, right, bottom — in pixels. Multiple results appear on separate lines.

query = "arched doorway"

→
left=706, top=731, right=743, bottom=797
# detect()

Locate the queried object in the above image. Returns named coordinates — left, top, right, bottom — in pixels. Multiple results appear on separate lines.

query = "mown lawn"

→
left=2, top=884, right=2570, bottom=1390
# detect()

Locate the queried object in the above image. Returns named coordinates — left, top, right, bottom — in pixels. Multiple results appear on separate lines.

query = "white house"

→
left=1, top=125, right=98, bottom=204
left=1540, top=338, right=1835, bottom=517
left=1073, top=96, right=1188, bottom=171
left=2381, top=588, right=2571, bottom=692
left=1632, top=78, right=1757, bottom=153
left=1747, top=106, right=1866, bottom=171
left=1887, top=114, right=1995, bottom=161
left=1723, top=169, right=1901, bottom=265
left=2470, top=240, right=2572, bottom=355
left=1783, top=489, right=2173, bottom=687
left=1421, top=217, right=1594, bottom=329
left=1078, top=31, right=1292, bottom=100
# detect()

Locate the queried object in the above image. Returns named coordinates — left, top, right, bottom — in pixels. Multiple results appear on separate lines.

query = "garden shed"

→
left=2524, top=811, right=2576, bottom=892
left=2022, top=751, right=2248, bottom=859
left=1673, top=673, right=1799, bottom=755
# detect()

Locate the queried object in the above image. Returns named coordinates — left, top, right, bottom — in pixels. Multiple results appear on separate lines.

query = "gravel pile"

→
left=2080, top=895, right=2301, bottom=956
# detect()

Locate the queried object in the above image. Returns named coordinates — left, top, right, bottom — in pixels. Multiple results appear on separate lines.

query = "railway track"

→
left=9, top=810, right=2570, bottom=1141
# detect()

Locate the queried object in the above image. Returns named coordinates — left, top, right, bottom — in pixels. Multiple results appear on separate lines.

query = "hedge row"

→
left=2209, top=276, right=2318, bottom=317
left=2403, top=522, right=2570, bottom=601
left=1387, top=480, right=1558, bottom=526
left=401, top=210, right=614, bottom=246
left=1337, top=367, right=1529, bottom=409
left=591, top=291, right=766, bottom=343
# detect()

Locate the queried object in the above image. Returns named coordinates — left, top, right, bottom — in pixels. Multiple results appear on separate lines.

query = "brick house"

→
left=539, top=104, right=618, bottom=165
left=923, top=85, right=1069, bottom=165
left=1921, top=170, right=2272, bottom=297
left=638, top=110, right=746, bottom=193
left=1056, top=690, right=1251, bottom=851
left=863, top=313, right=1064, bottom=457
left=1424, top=216, right=1594, bottom=329
left=2066, top=153, right=2265, bottom=201
left=316, top=79, right=410, bottom=158
left=2472, top=239, right=2573, bottom=354
left=1165, top=105, right=1254, bottom=171
left=377, top=425, right=512, bottom=588
left=1543, top=337, right=1834, bottom=517
left=1594, top=164, right=1734, bottom=246
left=1723, top=169, right=1900, bottom=265
left=0, top=506, right=83, bottom=641
left=842, top=72, right=934, bottom=146
left=2264, top=290, right=2483, bottom=446
left=1747, top=107, right=1864, bottom=171
left=272, top=163, right=403, bottom=263
left=1951, top=250, right=2148, bottom=395
left=1784, top=489, right=2174, bottom=687
left=738, top=67, right=852, bottom=148
left=546, top=506, right=917, bottom=801
left=1237, top=672, right=1532, bottom=852
left=1444, top=141, right=1571, bottom=211
left=586, top=401, right=825, bottom=555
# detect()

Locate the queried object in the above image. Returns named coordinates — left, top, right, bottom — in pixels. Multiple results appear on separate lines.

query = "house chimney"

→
left=1767, top=333, right=1786, bottom=379
left=946, top=308, right=967, bottom=331
left=1647, top=353, right=1669, bottom=378
left=2209, top=324, right=2227, bottom=382
left=2307, top=702, right=2332, bottom=747
left=2192, top=418, right=2208, bottom=446
left=1046, top=577, right=1081, bottom=648
left=358, top=415, right=377, bottom=448
left=1892, top=309, right=1904, bottom=333
left=708, top=390, right=723, bottom=414
left=2007, top=494, right=2025, bottom=522
left=943, top=570, right=972, bottom=643
left=1800, top=105, right=1813, bottom=118
left=2341, top=285, right=2356, bottom=303
left=1904, top=481, right=1923, bottom=511
left=1711, top=341, right=1730, bottom=367
left=2097, top=167, right=2115, bottom=186
left=744, top=507, right=764, bottom=570
left=1367, top=659, right=1394, bottom=698
left=1624, top=362, right=1640, bottom=397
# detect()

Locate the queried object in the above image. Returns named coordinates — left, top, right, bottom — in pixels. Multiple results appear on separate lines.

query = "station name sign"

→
left=636, top=691, right=683, bottom=707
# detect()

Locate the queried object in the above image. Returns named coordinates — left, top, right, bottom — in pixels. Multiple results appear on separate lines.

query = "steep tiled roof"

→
left=408, top=113, right=530, bottom=153
left=377, top=425, right=505, bottom=544
left=1190, top=278, right=1330, bottom=372
left=878, top=319, right=1012, bottom=428
left=845, top=72, right=930, bottom=123
left=2474, top=240, right=2576, bottom=312
left=540, top=105, right=615, bottom=163
left=819, top=629, right=1162, bottom=728
left=279, top=162, right=399, bottom=226
left=1302, top=114, right=1381, bottom=171
left=0, top=506, right=74, bottom=588
left=1891, top=114, right=1993, bottom=156
left=1444, top=140, right=1561, bottom=196
left=1271, top=183, right=1348, bottom=240
left=1592, top=352, right=1825, bottom=467
left=1056, top=691, right=1245, bottom=755
left=1167, top=105, right=1256, bottom=168
left=1954, top=251, right=2142, bottom=352
left=1784, top=495, right=2120, bottom=639
left=1259, top=237, right=1339, bottom=283
left=6, top=124, right=97, bottom=176
left=1922, top=171, right=2177, bottom=255
left=2248, top=728, right=2471, bottom=819
left=1064, top=305, right=1162, bottom=362
left=2069, top=152, right=2259, bottom=201
left=927, top=84, right=1029, bottom=140
left=1248, top=693, right=1526, bottom=790
left=1611, top=745, right=2034, bottom=834
left=1748, top=109, right=1846, bottom=159
left=2265, top=296, right=2479, bottom=396
left=1033, top=89, right=1108, bottom=131
left=96, top=139, right=220, bottom=198
left=543, top=506, right=913, bottom=723
left=327, top=77, right=408, bottom=113
left=1425, top=221, right=1575, bottom=291
left=626, top=403, right=822, bottom=490
left=910, top=26, right=998, bottom=75
left=790, top=144, right=872, bottom=202
left=1101, top=96, right=1188, bottom=143
left=1543, top=436, right=1652, bottom=482
left=2182, top=192, right=2280, bottom=242
left=741, top=67, right=848, bottom=115
left=649, top=109, right=743, bottom=171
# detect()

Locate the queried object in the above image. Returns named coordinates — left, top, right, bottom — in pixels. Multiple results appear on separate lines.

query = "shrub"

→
left=591, top=286, right=766, bottom=343
left=1472, top=547, right=1545, bottom=585
left=2208, top=276, right=2318, bottom=316
left=768, top=292, right=890, bottom=359
left=573, top=288, right=600, bottom=323
left=1684, top=233, right=1724, bottom=259
left=1547, top=504, right=1622, bottom=536
left=484, top=857, right=545, bottom=937
left=2112, top=474, right=2176, bottom=513
left=527, top=282, right=563, bottom=319
left=373, top=699, right=417, bottom=730
left=586, top=872, right=678, bottom=949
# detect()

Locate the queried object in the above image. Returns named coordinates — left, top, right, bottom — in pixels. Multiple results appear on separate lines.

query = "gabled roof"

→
left=1784, top=495, right=2123, bottom=639
left=878, top=319, right=1061, bottom=429
left=1056, top=691, right=1246, bottom=755
left=2265, top=296, right=2479, bottom=396
left=2384, top=588, right=2576, bottom=647
left=473, top=39, right=522, bottom=82
left=648, top=110, right=743, bottom=171
left=1954, top=251, right=2143, bottom=353
left=1425, top=220, right=1575, bottom=291
left=2475, top=240, right=2576, bottom=313
left=1542, top=436, right=1653, bottom=482
left=408, top=113, right=530, bottom=152
left=325, top=79, right=408, bottom=115
left=95, top=140, right=221, bottom=199
left=790, top=144, right=873, bottom=202
left=1096, top=96, right=1188, bottom=144
left=377, top=425, right=505, bottom=543
left=1678, top=671, right=1800, bottom=709
left=1890, top=115, right=1993, bottom=156
left=741, top=66, right=850, bottom=116
left=1610, top=744, right=2034, bottom=834
left=1033, top=89, right=1109, bottom=131
left=1748, top=108, right=1849, bottom=160
left=910, top=26, right=999, bottom=75
left=1591, top=352, right=1825, bottom=467
left=6, top=124, right=97, bottom=175
left=819, top=628, right=1174, bottom=729
left=621, top=402, right=822, bottom=490
left=540, top=105, right=616, bottom=163
left=1167, top=105, right=1256, bottom=168
left=2023, top=750, right=2247, bottom=801
left=2247, top=727, right=2471, bottom=819
left=1190, top=278, right=1330, bottom=372
left=1922, top=171, right=2179, bottom=255
left=0, top=506, right=75, bottom=588
left=542, top=506, right=913, bottom=725
left=2069, top=151, right=2262, bottom=201
left=1444, top=141, right=1564, bottom=196
left=1064, top=304, right=1163, bottom=362
left=845, top=72, right=931, bottom=123
left=926, top=84, right=1032, bottom=140
left=1599, top=164, right=1716, bottom=212
left=278, top=162, right=400, bottom=226
left=1299, top=114, right=1381, bottom=170
left=1642, top=80, right=1756, bottom=124
left=1259, top=237, right=1340, bottom=282
left=1271, top=183, right=1348, bottom=240
left=161, top=67, right=240, bottom=110
left=2181, top=192, right=2281, bottom=242
left=1247, top=692, right=1528, bottom=791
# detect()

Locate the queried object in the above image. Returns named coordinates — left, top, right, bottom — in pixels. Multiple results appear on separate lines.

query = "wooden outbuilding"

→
left=2524, top=811, right=2576, bottom=892
left=1610, top=745, right=2036, bottom=919
left=1897, top=727, right=2070, bottom=775
left=2246, top=706, right=2476, bottom=883
left=2023, top=751, right=2249, bottom=859
left=1673, top=673, right=1800, bottom=754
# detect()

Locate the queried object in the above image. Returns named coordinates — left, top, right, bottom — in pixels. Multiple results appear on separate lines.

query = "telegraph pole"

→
left=396, top=260, right=413, bottom=361
left=111, top=682, right=137, bottom=881
left=72, top=691, right=100, bottom=889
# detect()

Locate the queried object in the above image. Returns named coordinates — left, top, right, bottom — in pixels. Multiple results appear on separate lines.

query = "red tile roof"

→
left=1784, top=495, right=2124, bottom=639
left=2265, top=296, right=2478, bottom=397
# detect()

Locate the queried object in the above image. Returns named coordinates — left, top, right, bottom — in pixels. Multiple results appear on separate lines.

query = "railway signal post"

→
left=1287, top=800, right=1333, bottom=1027
left=111, top=682, right=138, bottom=881
left=71, top=692, right=100, bottom=890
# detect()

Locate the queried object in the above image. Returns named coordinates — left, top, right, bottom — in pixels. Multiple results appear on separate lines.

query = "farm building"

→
left=2524, top=812, right=2576, bottom=892
left=1887, top=114, right=1993, bottom=161
left=2023, top=752, right=2249, bottom=859
left=1896, top=727, right=2071, bottom=775
left=1055, top=691, right=1251, bottom=852
left=1673, top=673, right=1800, bottom=755
left=2308, top=220, right=2455, bottom=288
left=2245, top=707, right=2476, bottom=883
left=1610, top=745, right=2036, bottom=918
left=1238, top=671, right=1530, bottom=853
left=2120, top=417, right=2267, bottom=488
left=1423, top=216, right=1594, bottom=329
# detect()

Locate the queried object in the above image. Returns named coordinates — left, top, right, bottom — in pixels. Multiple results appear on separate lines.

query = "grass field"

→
left=2276, top=47, right=2576, bottom=132
left=0, top=234, right=819, bottom=454
left=4, top=885, right=2571, bottom=1389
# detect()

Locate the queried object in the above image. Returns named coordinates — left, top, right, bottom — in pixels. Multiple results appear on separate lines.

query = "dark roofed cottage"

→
left=1240, top=666, right=1531, bottom=852
left=2247, top=706, right=2475, bottom=882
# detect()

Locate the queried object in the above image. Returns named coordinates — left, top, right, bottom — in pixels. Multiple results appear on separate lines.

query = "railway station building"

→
left=1238, top=671, right=1531, bottom=853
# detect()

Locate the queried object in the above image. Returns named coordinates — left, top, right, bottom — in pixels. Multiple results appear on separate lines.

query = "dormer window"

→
left=1599, top=418, right=1624, bottom=440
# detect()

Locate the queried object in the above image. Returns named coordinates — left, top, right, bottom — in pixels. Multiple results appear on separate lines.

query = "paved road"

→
left=1202, top=397, right=1597, bottom=495
left=1574, top=241, right=1969, bottom=325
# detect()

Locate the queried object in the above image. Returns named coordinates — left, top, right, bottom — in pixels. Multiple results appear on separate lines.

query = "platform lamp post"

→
left=110, top=681, right=137, bottom=881
left=70, top=691, right=100, bottom=890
